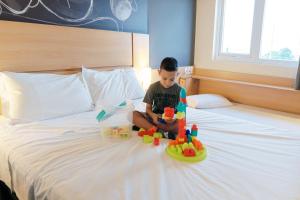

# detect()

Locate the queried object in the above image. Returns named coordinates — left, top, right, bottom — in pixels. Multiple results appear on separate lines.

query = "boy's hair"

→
left=160, top=57, right=178, bottom=72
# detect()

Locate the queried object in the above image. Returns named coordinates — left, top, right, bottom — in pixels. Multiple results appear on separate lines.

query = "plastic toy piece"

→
left=160, top=107, right=175, bottom=124
left=186, top=129, right=191, bottom=136
left=138, top=128, right=146, bottom=137
left=183, top=148, right=196, bottom=157
left=96, top=101, right=127, bottom=122
left=138, top=127, right=157, bottom=137
left=192, top=139, right=204, bottom=151
left=165, top=88, right=206, bottom=163
left=153, top=132, right=163, bottom=139
left=180, top=98, right=187, bottom=104
left=191, top=124, right=198, bottom=137
left=180, top=88, right=187, bottom=98
left=102, top=126, right=131, bottom=138
left=143, top=135, right=153, bottom=144
left=187, top=134, right=192, bottom=143
left=176, top=112, right=185, bottom=119
left=153, top=137, right=160, bottom=146
left=163, top=107, right=175, bottom=120
left=147, top=127, right=157, bottom=136
left=169, top=140, right=178, bottom=146
left=166, top=144, right=206, bottom=162
left=176, top=102, right=186, bottom=113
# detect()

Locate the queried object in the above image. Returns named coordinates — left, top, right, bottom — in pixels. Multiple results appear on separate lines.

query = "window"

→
left=221, top=0, right=254, bottom=55
left=215, top=0, right=300, bottom=66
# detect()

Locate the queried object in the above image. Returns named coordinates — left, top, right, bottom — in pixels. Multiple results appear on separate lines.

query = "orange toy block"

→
left=193, top=139, right=204, bottom=151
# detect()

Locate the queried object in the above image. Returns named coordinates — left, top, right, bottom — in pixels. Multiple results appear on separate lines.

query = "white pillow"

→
left=122, top=68, right=145, bottom=100
left=0, top=74, right=10, bottom=116
left=187, top=94, right=233, bottom=109
left=1, top=72, right=93, bottom=124
left=82, top=67, right=144, bottom=108
left=82, top=67, right=126, bottom=108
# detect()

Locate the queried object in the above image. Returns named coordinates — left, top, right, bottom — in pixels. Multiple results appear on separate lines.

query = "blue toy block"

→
left=191, top=130, right=198, bottom=137
left=176, top=102, right=186, bottom=113
left=186, top=129, right=191, bottom=136
left=180, top=88, right=187, bottom=98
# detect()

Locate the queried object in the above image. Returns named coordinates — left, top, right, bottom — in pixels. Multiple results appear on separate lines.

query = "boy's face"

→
left=158, top=69, right=177, bottom=88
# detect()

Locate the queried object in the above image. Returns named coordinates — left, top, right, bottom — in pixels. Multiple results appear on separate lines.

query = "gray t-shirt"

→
left=143, top=81, right=182, bottom=114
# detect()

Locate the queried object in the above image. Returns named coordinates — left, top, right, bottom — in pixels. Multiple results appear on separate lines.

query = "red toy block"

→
left=180, top=98, right=187, bottom=104
left=138, top=127, right=157, bottom=137
left=164, top=107, right=175, bottom=119
left=183, top=148, right=196, bottom=157
left=147, top=127, right=157, bottom=136
left=178, top=119, right=185, bottom=131
left=191, top=124, right=198, bottom=131
left=138, top=130, right=146, bottom=137
left=153, top=138, right=160, bottom=146
left=178, top=119, right=186, bottom=129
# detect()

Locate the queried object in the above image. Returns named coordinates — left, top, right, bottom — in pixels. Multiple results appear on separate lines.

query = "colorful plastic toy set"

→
left=139, top=127, right=163, bottom=146
left=138, top=126, right=157, bottom=137
left=96, top=90, right=206, bottom=163
left=165, top=88, right=206, bottom=163
left=97, top=101, right=133, bottom=139
left=101, top=126, right=131, bottom=138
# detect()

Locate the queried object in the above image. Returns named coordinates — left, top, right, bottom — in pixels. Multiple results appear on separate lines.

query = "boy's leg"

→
left=133, top=111, right=155, bottom=130
left=167, top=122, right=178, bottom=139
left=152, top=121, right=178, bottom=140
left=156, top=121, right=178, bottom=139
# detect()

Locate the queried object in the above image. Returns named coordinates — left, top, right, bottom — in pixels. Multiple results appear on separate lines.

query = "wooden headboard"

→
left=0, top=20, right=149, bottom=73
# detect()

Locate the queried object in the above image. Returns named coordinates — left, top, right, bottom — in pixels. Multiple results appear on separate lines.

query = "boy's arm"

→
left=146, top=103, right=160, bottom=124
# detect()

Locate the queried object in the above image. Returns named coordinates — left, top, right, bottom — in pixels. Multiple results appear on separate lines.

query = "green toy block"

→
left=182, top=143, right=189, bottom=151
left=177, top=146, right=182, bottom=154
left=188, top=143, right=195, bottom=149
left=176, top=112, right=185, bottom=119
left=153, top=132, right=163, bottom=139
left=143, top=135, right=153, bottom=144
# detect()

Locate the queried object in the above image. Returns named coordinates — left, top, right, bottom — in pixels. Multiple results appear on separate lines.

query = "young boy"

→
left=133, top=57, right=182, bottom=139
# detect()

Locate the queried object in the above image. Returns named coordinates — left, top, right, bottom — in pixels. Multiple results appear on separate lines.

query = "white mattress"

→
left=203, top=103, right=300, bottom=132
left=0, top=103, right=300, bottom=200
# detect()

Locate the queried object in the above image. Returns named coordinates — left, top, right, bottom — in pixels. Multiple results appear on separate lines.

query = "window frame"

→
left=214, top=0, right=299, bottom=68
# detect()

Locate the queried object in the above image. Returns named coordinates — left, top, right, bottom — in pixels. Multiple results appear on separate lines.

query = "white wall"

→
left=194, top=0, right=298, bottom=79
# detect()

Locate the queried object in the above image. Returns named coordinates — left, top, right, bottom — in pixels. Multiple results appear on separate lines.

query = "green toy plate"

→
left=166, top=145, right=207, bottom=163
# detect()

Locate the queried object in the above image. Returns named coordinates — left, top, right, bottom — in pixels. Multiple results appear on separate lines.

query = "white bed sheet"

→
left=0, top=104, right=300, bottom=200
left=203, top=103, right=300, bottom=132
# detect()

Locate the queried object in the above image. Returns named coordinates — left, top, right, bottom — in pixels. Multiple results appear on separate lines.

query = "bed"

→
left=0, top=100, right=300, bottom=200
left=203, top=103, right=300, bottom=132
left=0, top=20, right=300, bottom=200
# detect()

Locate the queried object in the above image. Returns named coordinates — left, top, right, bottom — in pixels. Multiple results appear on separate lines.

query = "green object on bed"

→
left=96, top=101, right=127, bottom=122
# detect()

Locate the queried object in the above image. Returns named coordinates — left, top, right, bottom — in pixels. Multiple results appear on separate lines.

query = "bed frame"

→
left=188, top=68, right=300, bottom=114
left=0, top=20, right=149, bottom=73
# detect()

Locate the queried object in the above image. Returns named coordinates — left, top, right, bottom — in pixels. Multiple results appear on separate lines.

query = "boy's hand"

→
left=164, top=118, right=176, bottom=124
left=151, top=113, right=161, bottom=125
